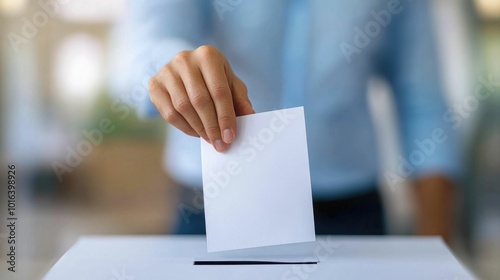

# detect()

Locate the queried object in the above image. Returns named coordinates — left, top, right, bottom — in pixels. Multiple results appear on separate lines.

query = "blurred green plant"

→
left=84, top=91, right=166, bottom=141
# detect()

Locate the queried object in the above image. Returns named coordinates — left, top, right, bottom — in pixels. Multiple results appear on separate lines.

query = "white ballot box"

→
left=44, top=236, right=476, bottom=280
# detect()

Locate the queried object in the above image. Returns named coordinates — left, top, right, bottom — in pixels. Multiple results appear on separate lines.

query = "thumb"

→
left=231, top=77, right=255, bottom=116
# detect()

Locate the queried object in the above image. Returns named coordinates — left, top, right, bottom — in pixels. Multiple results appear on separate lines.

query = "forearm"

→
left=413, top=174, right=455, bottom=244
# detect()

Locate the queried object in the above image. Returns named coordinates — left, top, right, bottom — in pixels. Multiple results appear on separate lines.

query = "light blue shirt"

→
left=113, top=0, right=459, bottom=198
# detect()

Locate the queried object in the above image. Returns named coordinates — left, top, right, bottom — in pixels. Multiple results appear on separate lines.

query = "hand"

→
left=413, top=175, right=455, bottom=245
left=149, top=45, right=255, bottom=152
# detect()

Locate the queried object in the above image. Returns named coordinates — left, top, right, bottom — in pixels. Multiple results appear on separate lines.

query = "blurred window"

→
left=53, top=34, right=104, bottom=111
left=58, top=0, right=126, bottom=23
left=475, top=0, right=500, bottom=19
left=0, top=0, right=28, bottom=16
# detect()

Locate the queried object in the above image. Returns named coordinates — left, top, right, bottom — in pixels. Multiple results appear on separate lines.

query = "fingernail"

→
left=222, top=129, right=235, bottom=144
left=214, top=140, right=227, bottom=152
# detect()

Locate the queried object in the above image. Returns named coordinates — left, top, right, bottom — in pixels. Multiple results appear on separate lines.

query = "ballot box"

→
left=44, top=236, right=476, bottom=280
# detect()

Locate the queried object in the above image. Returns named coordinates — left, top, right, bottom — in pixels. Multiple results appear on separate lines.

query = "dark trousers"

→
left=172, top=185, right=385, bottom=235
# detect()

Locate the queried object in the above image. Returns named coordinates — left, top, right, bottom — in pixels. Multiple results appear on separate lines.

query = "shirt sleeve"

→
left=108, top=0, right=212, bottom=117
left=379, top=0, right=461, bottom=180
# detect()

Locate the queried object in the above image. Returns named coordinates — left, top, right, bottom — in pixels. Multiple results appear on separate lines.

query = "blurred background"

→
left=0, top=0, right=499, bottom=279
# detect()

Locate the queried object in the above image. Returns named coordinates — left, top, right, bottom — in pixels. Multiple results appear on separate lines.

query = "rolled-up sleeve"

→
left=381, top=0, right=461, bottom=180
left=109, top=0, right=211, bottom=117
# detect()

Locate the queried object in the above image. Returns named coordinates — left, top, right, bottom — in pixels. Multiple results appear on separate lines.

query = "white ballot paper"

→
left=201, top=107, right=316, bottom=253
left=193, top=241, right=319, bottom=265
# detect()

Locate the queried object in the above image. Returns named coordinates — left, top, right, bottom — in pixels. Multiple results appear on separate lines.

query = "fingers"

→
left=178, top=62, right=228, bottom=152
left=149, top=45, right=254, bottom=153
left=148, top=78, right=198, bottom=137
left=196, top=47, right=237, bottom=145
left=231, top=76, right=255, bottom=116
left=161, top=66, right=209, bottom=142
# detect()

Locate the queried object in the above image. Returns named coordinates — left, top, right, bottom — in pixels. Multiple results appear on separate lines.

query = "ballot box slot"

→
left=193, top=260, right=318, bottom=265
